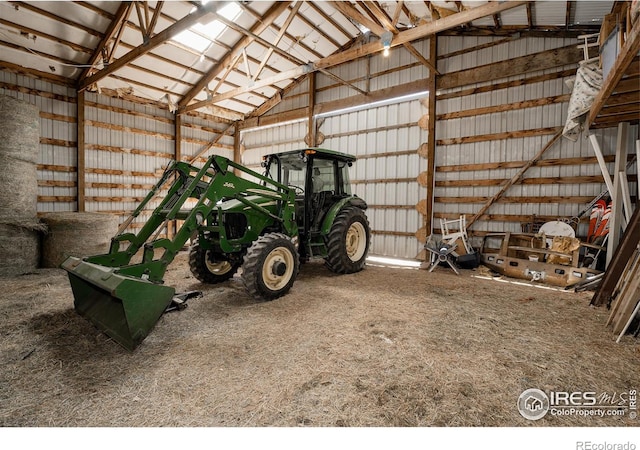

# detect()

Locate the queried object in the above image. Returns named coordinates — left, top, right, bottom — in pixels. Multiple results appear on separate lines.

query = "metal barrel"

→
left=62, top=257, right=175, bottom=351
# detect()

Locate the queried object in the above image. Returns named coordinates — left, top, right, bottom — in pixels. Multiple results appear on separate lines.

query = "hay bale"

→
left=0, top=95, right=40, bottom=223
left=0, top=223, right=39, bottom=277
left=547, top=236, right=581, bottom=266
left=40, top=212, right=119, bottom=268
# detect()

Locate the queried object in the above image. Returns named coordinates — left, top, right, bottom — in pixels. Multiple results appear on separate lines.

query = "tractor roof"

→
left=269, top=148, right=356, bottom=162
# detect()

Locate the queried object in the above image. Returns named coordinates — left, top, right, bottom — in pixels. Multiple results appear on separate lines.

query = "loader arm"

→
left=85, top=155, right=297, bottom=282
left=62, top=154, right=297, bottom=351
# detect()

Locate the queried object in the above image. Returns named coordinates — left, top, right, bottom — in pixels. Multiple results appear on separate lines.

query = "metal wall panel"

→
left=433, top=35, right=638, bottom=239
left=242, top=94, right=428, bottom=259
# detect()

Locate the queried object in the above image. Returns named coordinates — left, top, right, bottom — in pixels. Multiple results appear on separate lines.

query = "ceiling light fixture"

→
left=381, top=31, right=393, bottom=57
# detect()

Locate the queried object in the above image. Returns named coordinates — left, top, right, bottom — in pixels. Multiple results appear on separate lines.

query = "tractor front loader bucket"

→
left=62, top=257, right=175, bottom=351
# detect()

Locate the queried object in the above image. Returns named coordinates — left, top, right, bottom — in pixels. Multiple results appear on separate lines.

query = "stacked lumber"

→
left=607, top=245, right=640, bottom=341
left=591, top=205, right=640, bottom=341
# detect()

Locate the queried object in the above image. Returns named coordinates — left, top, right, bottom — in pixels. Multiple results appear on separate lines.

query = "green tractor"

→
left=62, top=148, right=370, bottom=350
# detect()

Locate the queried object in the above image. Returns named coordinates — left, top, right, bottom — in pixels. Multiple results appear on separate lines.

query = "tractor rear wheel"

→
left=241, top=233, right=300, bottom=301
left=325, top=206, right=370, bottom=274
left=189, top=239, right=239, bottom=283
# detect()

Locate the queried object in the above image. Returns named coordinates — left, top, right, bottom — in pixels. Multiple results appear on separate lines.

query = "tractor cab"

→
left=263, top=148, right=365, bottom=259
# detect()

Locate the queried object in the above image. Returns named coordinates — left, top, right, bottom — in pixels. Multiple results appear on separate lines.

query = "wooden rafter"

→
left=78, top=1, right=223, bottom=92
left=215, top=14, right=301, bottom=68
left=178, top=1, right=290, bottom=110
left=0, top=17, right=93, bottom=54
left=147, top=1, right=163, bottom=40
left=306, top=2, right=353, bottom=42
left=330, top=1, right=386, bottom=36
left=526, top=2, right=534, bottom=29
left=134, top=1, right=147, bottom=37
left=1, top=39, right=79, bottom=68
left=565, top=1, right=572, bottom=28
left=78, top=2, right=132, bottom=83
left=241, top=2, right=326, bottom=59
left=252, top=1, right=303, bottom=82
left=186, top=1, right=527, bottom=113
left=10, top=1, right=102, bottom=38
left=341, top=0, right=440, bottom=74
left=391, top=1, right=404, bottom=27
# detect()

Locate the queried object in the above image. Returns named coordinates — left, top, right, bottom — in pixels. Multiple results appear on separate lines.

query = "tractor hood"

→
left=218, top=192, right=286, bottom=213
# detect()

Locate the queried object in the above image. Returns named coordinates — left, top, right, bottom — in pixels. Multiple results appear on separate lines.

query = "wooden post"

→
left=175, top=113, right=182, bottom=163
left=423, top=35, right=437, bottom=235
left=607, top=122, right=629, bottom=266
left=169, top=113, right=182, bottom=240
left=591, top=205, right=640, bottom=306
left=307, top=72, right=316, bottom=147
left=77, top=89, right=85, bottom=212
left=233, top=122, right=241, bottom=167
left=588, top=133, right=615, bottom=195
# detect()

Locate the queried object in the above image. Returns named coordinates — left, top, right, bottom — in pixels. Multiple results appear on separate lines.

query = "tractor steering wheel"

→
left=288, top=184, right=304, bottom=196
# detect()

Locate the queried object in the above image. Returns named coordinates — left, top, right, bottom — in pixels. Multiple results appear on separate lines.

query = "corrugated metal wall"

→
left=3, top=31, right=636, bottom=259
left=321, top=100, right=428, bottom=258
left=433, top=35, right=638, bottom=240
left=241, top=38, right=432, bottom=259
left=1, top=70, right=235, bottom=232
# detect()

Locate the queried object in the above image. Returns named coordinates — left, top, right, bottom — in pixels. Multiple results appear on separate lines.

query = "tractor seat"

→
left=312, top=177, right=324, bottom=192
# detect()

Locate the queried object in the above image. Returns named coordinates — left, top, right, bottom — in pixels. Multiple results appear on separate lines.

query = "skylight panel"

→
left=173, top=29, right=212, bottom=52
left=173, top=2, right=242, bottom=52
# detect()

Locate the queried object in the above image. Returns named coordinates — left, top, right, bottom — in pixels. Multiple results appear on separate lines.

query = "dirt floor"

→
left=0, top=253, right=639, bottom=427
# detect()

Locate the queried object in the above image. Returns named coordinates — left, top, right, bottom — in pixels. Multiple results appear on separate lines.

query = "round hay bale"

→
left=0, top=95, right=40, bottom=223
left=40, top=212, right=119, bottom=268
left=0, top=223, right=39, bottom=277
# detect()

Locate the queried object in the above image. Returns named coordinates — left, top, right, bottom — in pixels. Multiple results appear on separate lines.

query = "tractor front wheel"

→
left=189, top=239, right=239, bottom=283
left=325, top=207, right=370, bottom=274
left=241, top=233, right=300, bottom=301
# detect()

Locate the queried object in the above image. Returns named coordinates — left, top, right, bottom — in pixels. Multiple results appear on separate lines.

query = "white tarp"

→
left=562, top=60, right=603, bottom=141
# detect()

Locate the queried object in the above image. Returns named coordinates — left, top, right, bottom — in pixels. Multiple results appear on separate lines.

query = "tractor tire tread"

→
left=241, top=233, right=299, bottom=301
left=188, top=238, right=237, bottom=284
left=325, top=206, right=370, bottom=274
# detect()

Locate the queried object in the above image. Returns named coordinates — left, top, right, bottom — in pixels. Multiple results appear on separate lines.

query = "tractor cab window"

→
left=311, top=158, right=335, bottom=193
left=338, top=160, right=352, bottom=196
left=277, top=153, right=306, bottom=196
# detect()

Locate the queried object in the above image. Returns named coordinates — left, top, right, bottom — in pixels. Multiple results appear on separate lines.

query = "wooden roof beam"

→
left=78, top=1, right=224, bottom=92
left=392, top=1, right=404, bottom=27
left=178, top=1, right=290, bottom=109
left=10, top=1, right=102, bottom=38
left=252, top=2, right=302, bottom=82
left=0, top=17, right=93, bottom=54
left=306, top=2, right=353, bottom=42
left=357, top=1, right=440, bottom=74
left=585, top=16, right=640, bottom=129
left=186, top=1, right=526, bottom=113
left=78, top=2, right=132, bottom=82
left=330, top=1, right=386, bottom=36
